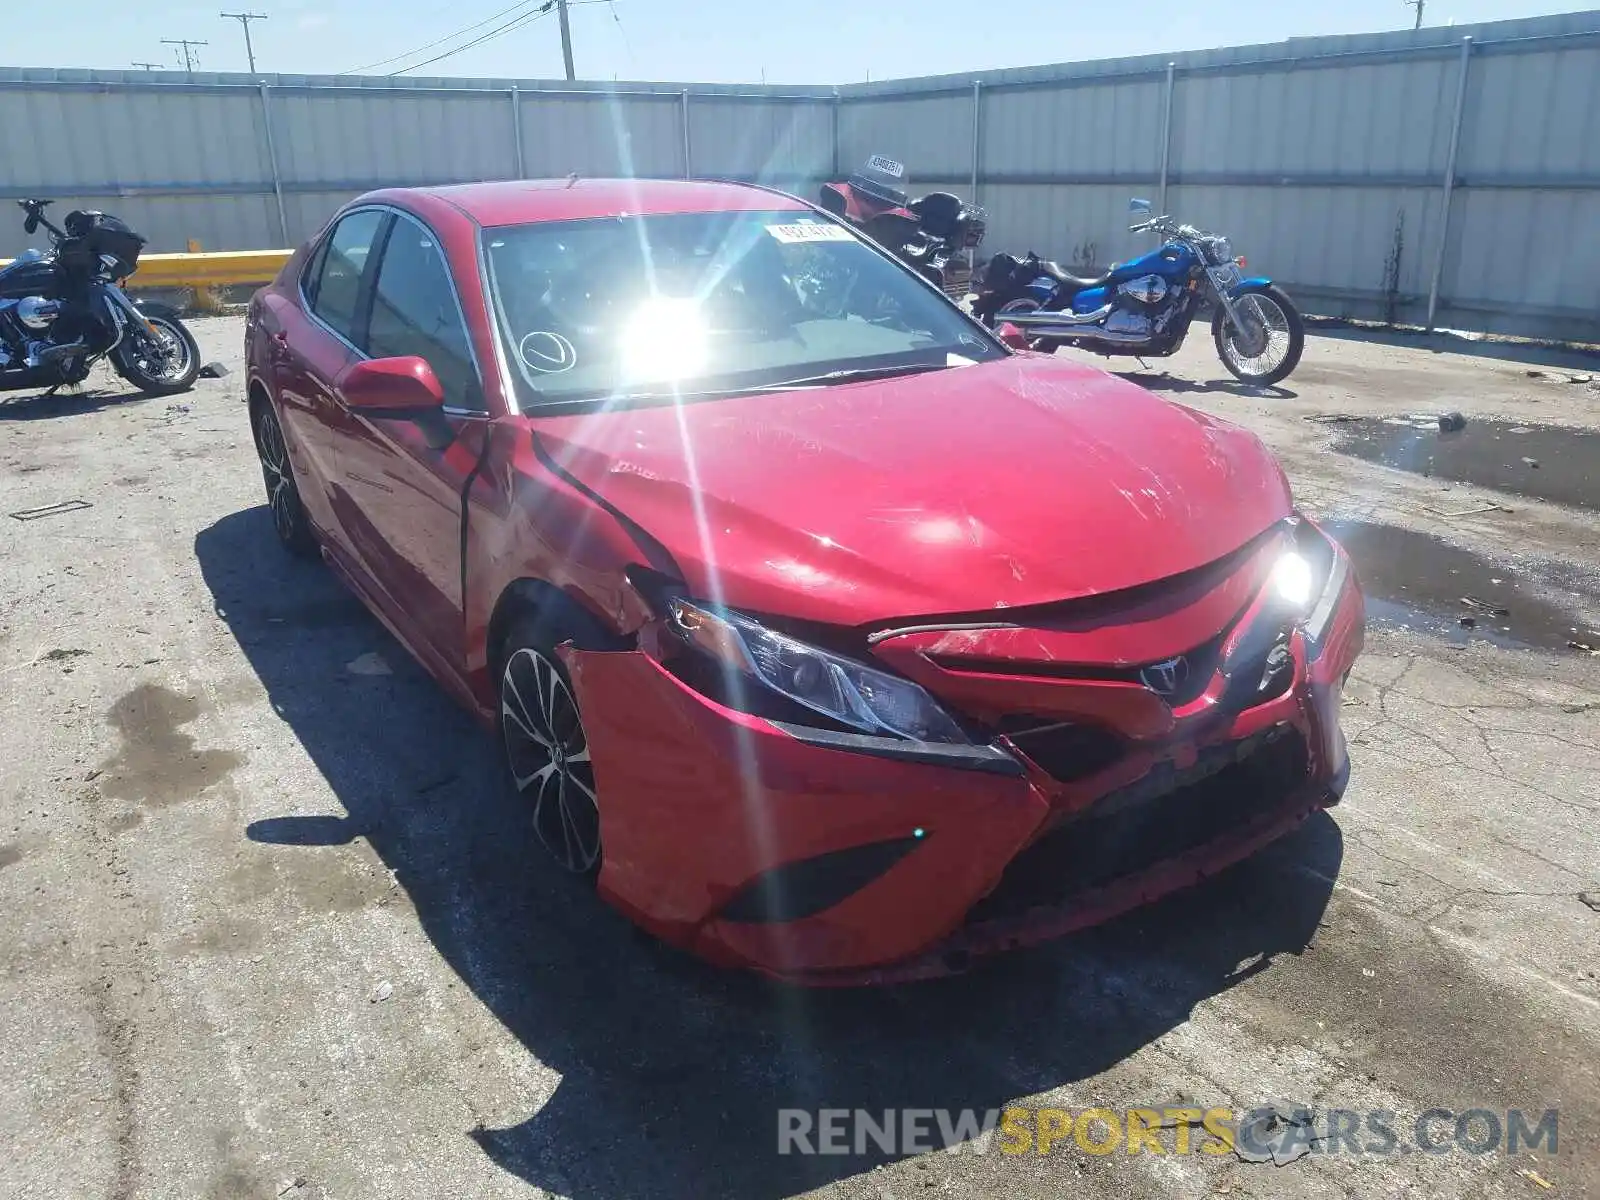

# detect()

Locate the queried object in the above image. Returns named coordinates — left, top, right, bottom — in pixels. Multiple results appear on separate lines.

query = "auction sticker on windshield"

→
left=766, top=223, right=857, bottom=244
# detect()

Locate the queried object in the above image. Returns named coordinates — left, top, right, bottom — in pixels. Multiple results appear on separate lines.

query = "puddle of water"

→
left=1323, top=520, right=1600, bottom=653
left=1330, top=419, right=1600, bottom=511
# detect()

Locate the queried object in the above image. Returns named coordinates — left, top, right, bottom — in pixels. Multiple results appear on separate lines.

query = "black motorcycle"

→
left=0, top=199, right=200, bottom=399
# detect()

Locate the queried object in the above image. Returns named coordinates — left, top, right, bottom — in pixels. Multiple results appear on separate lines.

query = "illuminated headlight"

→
left=667, top=598, right=970, bottom=744
left=1271, top=551, right=1316, bottom=609
left=1281, top=521, right=1350, bottom=654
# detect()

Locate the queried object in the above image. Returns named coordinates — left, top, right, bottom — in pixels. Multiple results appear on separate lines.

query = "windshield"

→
left=481, top=208, right=1003, bottom=408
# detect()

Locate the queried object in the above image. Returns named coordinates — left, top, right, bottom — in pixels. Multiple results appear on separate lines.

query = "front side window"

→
left=299, top=237, right=329, bottom=308
left=482, top=209, right=1003, bottom=408
left=367, top=215, right=482, bottom=409
left=309, top=209, right=385, bottom=343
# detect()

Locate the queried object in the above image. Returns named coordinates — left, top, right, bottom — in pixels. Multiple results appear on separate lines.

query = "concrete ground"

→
left=0, top=317, right=1596, bottom=1200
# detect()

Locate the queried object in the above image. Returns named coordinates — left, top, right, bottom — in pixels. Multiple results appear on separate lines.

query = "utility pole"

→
left=221, top=12, right=268, bottom=74
left=1404, top=0, right=1424, bottom=29
left=555, top=0, right=575, bottom=81
left=162, top=38, right=209, bottom=76
left=132, top=61, right=163, bottom=71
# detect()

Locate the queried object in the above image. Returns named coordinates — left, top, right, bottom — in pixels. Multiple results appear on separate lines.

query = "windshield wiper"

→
left=596, top=362, right=957, bottom=405
left=762, top=362, right=954, bottom=389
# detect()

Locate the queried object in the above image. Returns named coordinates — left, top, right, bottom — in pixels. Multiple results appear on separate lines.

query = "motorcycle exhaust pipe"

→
left=1042, top=327, right=1152, bottom=346
left=1007, top=324, right=1155, bottom=347
left=1002, top=305, right=1113, bottom=329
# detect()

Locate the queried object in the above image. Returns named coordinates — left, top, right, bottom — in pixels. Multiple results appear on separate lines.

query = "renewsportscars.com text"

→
left=777, top=1106, right=1558, bottom=1158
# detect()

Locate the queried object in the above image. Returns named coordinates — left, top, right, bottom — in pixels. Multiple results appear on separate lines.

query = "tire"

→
left=991, top=297, right=1060, bottom=353
left=496, top=608, right=615, bottom=879
left=252, top=401, right=318, bottom=558
left=1212, top=284, right=1304, bottom=386
left=114, top=312, right=201, bottom=396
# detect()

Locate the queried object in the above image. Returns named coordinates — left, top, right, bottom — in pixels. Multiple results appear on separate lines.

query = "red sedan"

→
left=244, top=179, right=1364, bottom=985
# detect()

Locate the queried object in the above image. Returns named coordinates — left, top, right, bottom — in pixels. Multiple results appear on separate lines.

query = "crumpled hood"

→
left=531, top=356, right=1292, bottom=627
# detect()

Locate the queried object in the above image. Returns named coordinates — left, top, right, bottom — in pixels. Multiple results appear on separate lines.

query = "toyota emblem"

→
left=1140, top=656, right=1190, bottom=696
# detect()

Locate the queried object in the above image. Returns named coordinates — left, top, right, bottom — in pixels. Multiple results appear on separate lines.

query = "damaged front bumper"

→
left=559, top=553, right=1365, bottom=986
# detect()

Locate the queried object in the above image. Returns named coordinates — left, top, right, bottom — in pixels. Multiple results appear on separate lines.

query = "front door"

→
left=328, top=211, right=488, bottom=678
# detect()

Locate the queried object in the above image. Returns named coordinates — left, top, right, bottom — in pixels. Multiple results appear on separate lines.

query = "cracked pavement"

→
left=0, top=319, right=1595, bottom=1199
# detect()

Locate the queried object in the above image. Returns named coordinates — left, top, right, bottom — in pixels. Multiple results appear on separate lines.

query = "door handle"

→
left=272, top=331, right=289, bottom=345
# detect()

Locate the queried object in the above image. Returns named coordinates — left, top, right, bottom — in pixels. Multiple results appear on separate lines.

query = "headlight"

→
left=1278, top=521, right=1348, bottom=653
left=1208, top=237, right=1234, bottom=265
left=1271, top=551, right=1316, bottom=608
left=667, top=598, right=969, bottom=744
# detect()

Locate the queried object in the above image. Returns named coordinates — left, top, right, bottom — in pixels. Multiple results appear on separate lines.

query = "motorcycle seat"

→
left=1037, top=260, right=1112, bottom=291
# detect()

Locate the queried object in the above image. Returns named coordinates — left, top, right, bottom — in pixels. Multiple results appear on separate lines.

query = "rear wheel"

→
left=1212, top=284, right=1304, bottom=386
left=995, top=298, right=1060, bottom=354
left=252, top=402, right=317, bottom=558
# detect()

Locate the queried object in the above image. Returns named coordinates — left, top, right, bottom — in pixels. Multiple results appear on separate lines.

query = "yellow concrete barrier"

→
left=126, top=249, right=292, bottom=288
left=0, top=249, right=292, bottom=290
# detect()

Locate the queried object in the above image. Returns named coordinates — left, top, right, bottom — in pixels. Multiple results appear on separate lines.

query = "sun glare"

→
left=621, top=296, right=709, bottom=383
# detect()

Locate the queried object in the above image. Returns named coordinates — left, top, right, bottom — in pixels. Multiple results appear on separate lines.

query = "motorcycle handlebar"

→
left=1129, top=216, right=1207, bottom=240
left=17, top=198, right=63, bottom=240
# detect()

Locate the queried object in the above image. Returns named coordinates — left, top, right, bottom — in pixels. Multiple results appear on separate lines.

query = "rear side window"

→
left=308, top=209, right=385, bottom=343
left=366, top=215, right=482, bottom=410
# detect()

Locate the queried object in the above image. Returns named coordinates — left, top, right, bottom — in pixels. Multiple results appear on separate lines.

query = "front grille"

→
left=966, top=726, right=1309, bottom=924
left=929, top=633, right=1225, bottom=711
left=998, top=717, right=1125, bottom=783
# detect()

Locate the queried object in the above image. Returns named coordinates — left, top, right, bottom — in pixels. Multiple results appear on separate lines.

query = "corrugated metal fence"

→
left=2, top=9, right=1597, bottom=340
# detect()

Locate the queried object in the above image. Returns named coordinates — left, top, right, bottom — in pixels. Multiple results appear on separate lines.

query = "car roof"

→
left=380, top=178, right=812, bottom=228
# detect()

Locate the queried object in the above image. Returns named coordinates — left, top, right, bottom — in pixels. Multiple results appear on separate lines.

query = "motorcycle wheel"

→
left=115, top=313, right=201, bottom=396
left=993, top=299, right=1060, bottom=354
left=1212, top=284, right=1304, bottom=386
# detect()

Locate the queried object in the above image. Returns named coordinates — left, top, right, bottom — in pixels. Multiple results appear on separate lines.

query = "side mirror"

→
left=339, top=356, right=445, bottom=414
left=1129, top=197, right=1152, bottom=216
left=997, top=323, right=1030, bottom=351
left=23, top=216, right=37, bottom=235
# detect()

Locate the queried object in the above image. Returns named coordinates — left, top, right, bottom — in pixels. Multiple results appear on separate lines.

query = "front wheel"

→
left=498, top=613, right=606, bottom=877
left=114, top=313, right=201, bottom=396
left=1212, top=284, right=1304, bottom=386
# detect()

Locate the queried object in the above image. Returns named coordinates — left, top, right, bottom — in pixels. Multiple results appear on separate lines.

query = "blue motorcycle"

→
left=972, top=199, right=1305, bottom=386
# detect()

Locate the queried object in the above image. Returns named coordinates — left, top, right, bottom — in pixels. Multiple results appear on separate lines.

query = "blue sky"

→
left=2, top=0, right=1581, bottom=83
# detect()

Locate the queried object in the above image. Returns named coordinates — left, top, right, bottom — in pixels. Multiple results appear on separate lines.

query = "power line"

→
left=391, top=3, right=556, bottom=76
left=340, top=0, right=548, bottom=75
left=607, top=0, right=634, bottom=73
left=132, top=61, right=164, bottom=71
left=161, top=38, right=209, bottom=75
left=221, top=12, right=269, bottom=74
left=341, top=0, right=610, bottom=79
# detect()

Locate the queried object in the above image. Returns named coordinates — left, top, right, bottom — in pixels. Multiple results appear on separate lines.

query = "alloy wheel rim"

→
left=256, top=412, right=297, bottom=542
left=1223, top=294, right=1291, bottom=377
left=501, top=647, right=600, bottom=873
left=132, top=318, right=192, bottom=382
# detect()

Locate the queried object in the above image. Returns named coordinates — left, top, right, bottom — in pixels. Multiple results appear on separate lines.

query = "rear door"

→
left=329, top=210, right=487, bottom=677
left=268, top=208, right=388, bottom=537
